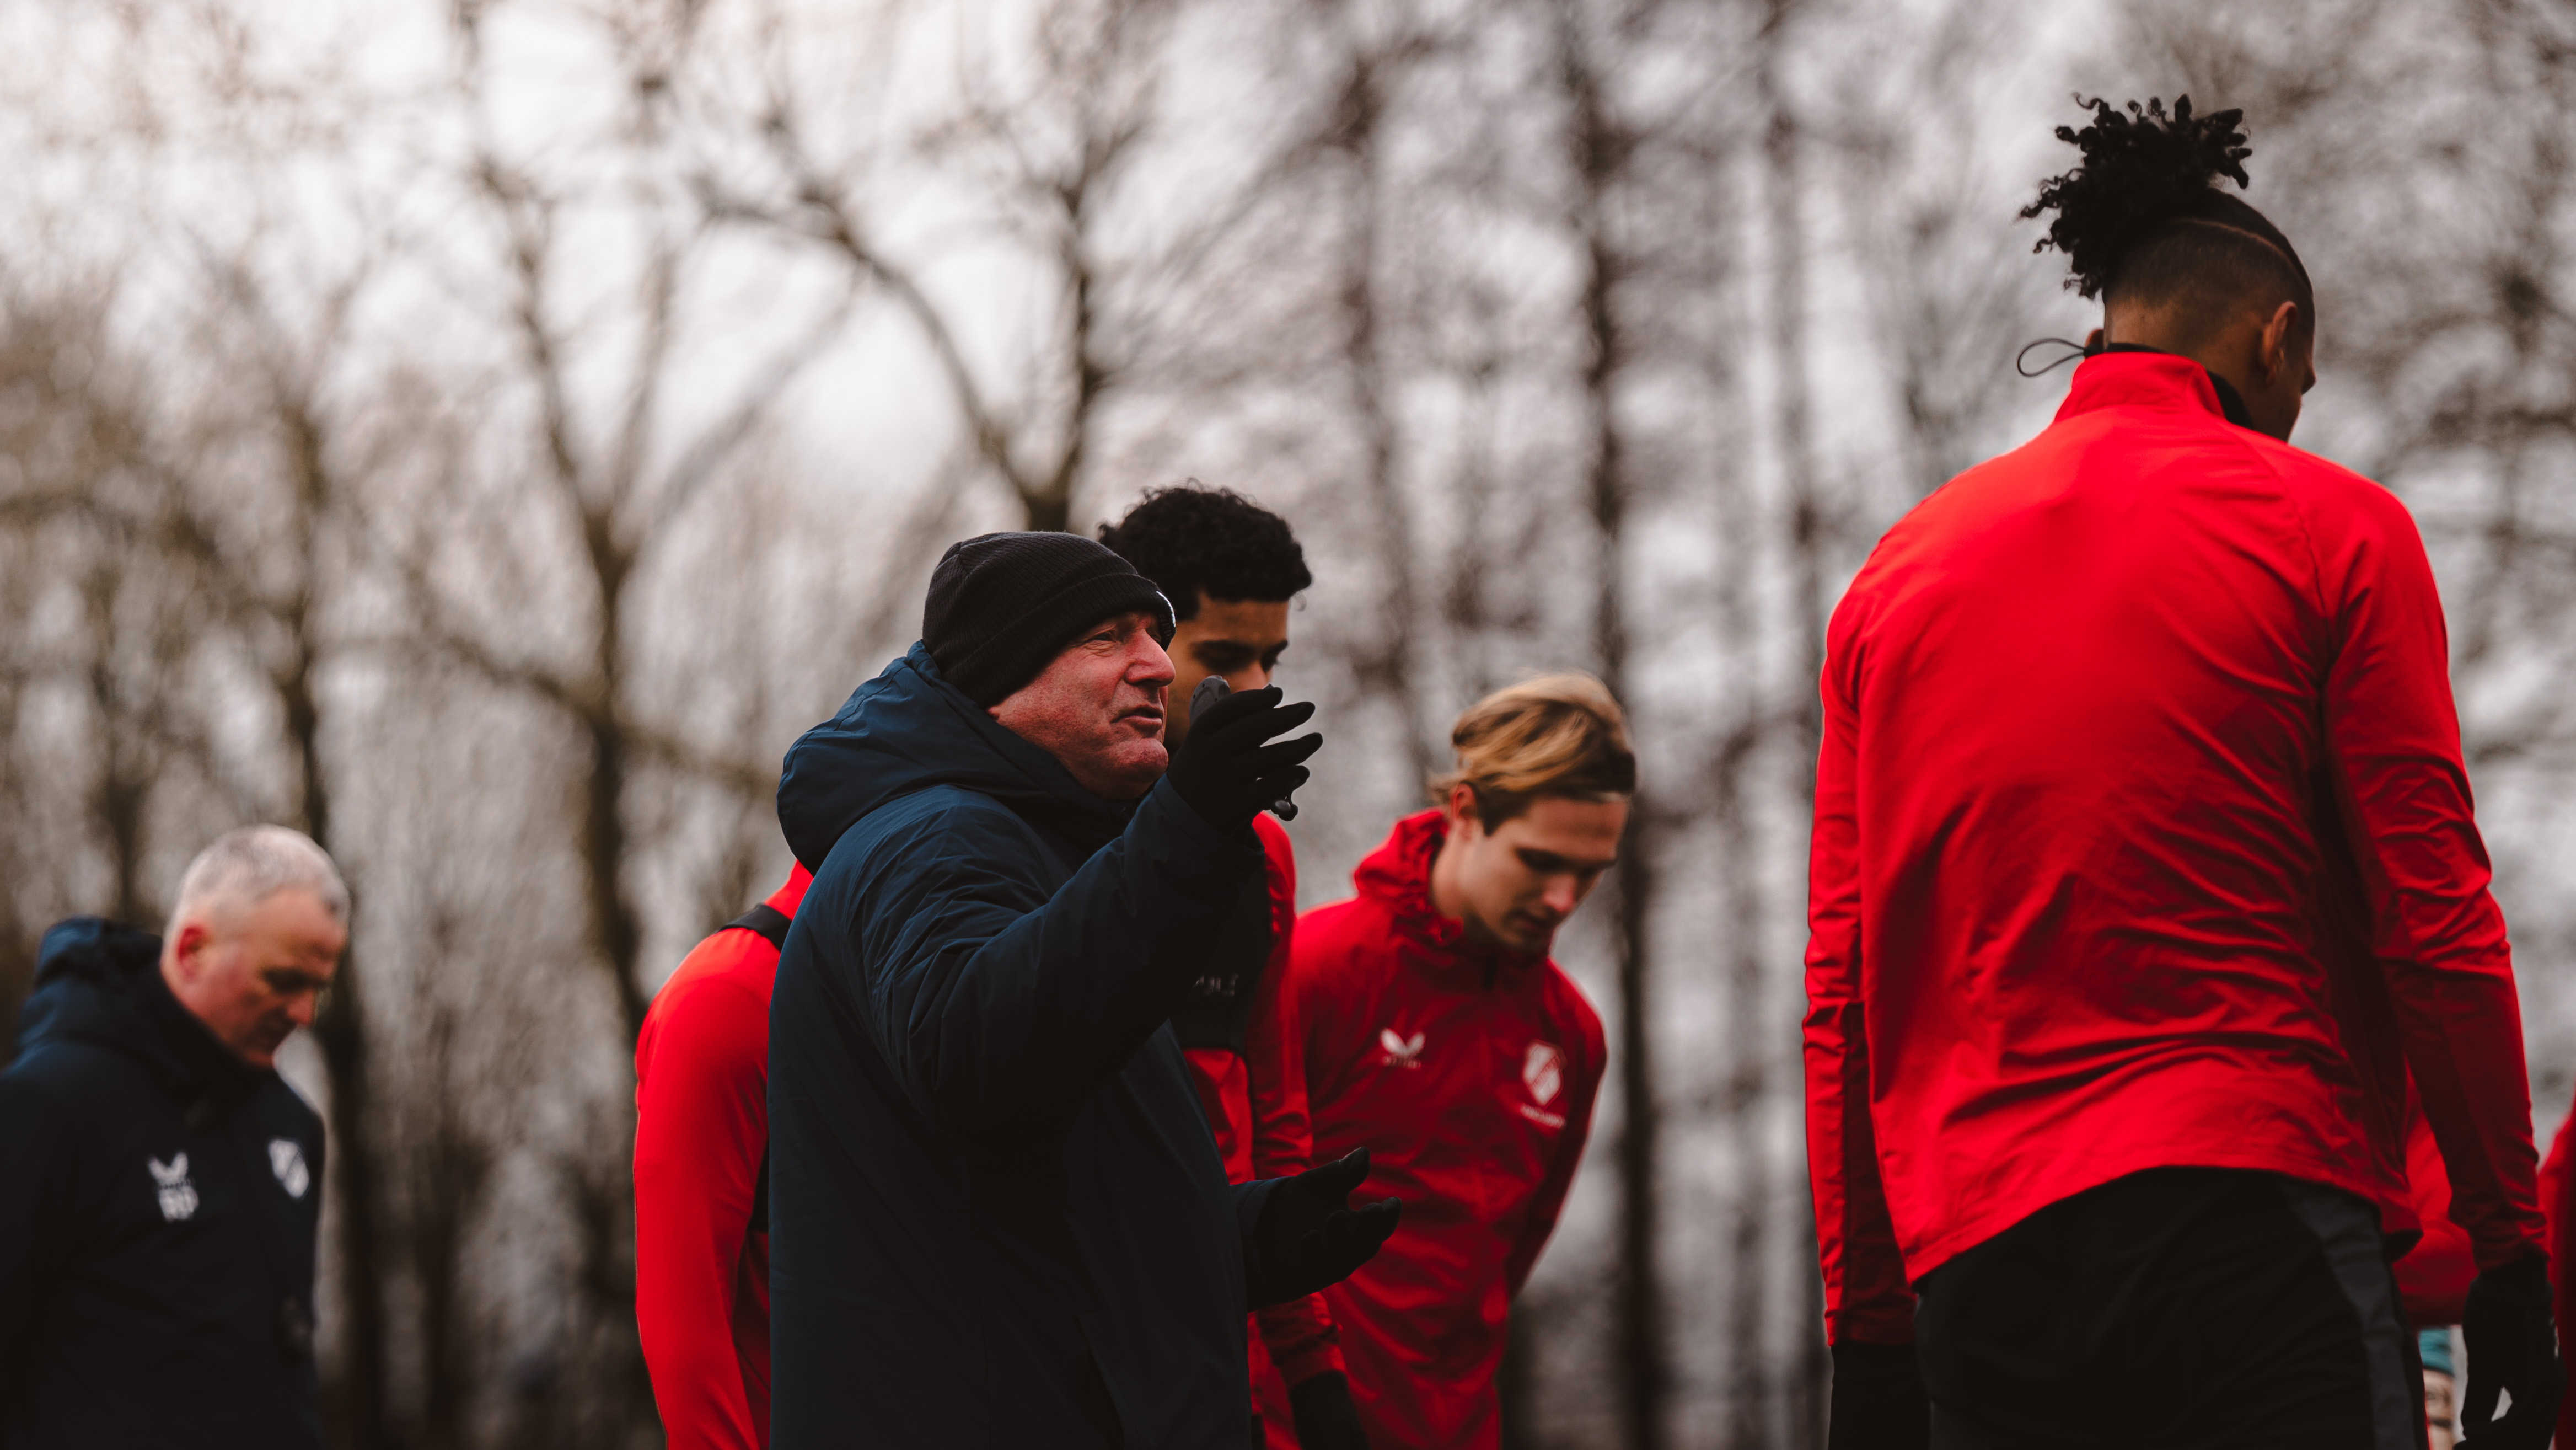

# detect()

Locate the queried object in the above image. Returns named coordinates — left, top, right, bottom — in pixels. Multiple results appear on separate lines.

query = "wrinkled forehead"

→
left=194, top=886, right=348, bottom=955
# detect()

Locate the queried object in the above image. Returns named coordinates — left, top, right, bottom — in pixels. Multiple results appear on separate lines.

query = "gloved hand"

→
left=2460, top=1253, right=2564, bottom=1450
left=1165, top=684, right=1320, bottom=836
left=1827, top=1340, right=1929, bottom=1450
left=1287, top=1370, right=1372, bottom=1450
left=1247, top=1148, right=1400, bottom=1308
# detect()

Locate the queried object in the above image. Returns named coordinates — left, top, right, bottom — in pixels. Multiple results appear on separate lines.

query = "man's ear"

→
left=166, top=918, right=214, bottom=981
left=1444, top=783, right=1482, bottom=839
left=2260, top=300, right=2301, bottom=384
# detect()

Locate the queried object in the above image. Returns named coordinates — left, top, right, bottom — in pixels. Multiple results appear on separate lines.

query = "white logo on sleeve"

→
left=1378, top=1029, right=1425, bottom=1068
left=270, top=1139, right=310, bottom=1200
left=148, top=1153, right=198, bottom=1222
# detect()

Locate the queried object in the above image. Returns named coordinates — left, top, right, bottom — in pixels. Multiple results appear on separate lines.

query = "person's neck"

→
left=1425, top=826, right=1500, bottom=948
left=2099, top=341, right=2255, bottom=429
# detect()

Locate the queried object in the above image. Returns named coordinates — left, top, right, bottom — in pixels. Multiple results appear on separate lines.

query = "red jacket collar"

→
left=766, top=863, right=813, bottom=918
left=1353, top=809, right=1548, bottom=981
left=2053, top=350, right=2229, bottom=426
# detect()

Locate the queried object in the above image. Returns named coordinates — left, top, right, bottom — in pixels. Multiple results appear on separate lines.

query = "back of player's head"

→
left=1097, top=482, right=1312, bottom=623
left=1432, top=674, right=1636, bottom=827
left=2022, top=96, right=2314, bottom=351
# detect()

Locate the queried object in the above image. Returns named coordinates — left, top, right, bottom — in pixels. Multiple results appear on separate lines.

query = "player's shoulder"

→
left=1284, top=895, right=1404, bottom=1005
left=1290, top=893, right=1383, bottom=960
left=2269, top=441, right=2418, bottom=529
left=640, top=942, right=772, bottom=1067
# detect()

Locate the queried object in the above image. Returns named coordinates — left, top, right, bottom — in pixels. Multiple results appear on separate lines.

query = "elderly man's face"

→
left=989, top=610, right=1176, bottom=800
left=162, top=887, right=346, bottom=1068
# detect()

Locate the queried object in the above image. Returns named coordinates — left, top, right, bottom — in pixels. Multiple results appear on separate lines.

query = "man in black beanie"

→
left=767, top=531, right=1401, bottom=1448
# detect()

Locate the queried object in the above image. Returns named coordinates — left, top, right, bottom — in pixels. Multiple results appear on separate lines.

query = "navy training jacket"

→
left=0, top=917, right=325, bottom=1449
left=769, top=644, right=1274, bottom=1449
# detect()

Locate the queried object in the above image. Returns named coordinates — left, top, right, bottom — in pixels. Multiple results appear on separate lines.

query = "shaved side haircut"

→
left=2022, top=96, right=2316, bottom=355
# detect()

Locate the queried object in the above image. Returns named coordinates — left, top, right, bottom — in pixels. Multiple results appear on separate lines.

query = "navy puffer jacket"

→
left=769, top=643, right=1272, bottom=1449
left=0, top=917, right=325, bottom=1449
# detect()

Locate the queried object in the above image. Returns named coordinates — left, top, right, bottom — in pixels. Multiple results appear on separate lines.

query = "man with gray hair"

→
left=0, top=823, right=347, bottom=1449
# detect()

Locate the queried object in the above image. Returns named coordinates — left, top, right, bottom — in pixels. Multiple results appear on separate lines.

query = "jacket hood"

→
left=779, top=642, right=1139, bottom=872
left=17, top=916, right=267, bottom=1103
left=1353, top=809, right=1548, bottom=983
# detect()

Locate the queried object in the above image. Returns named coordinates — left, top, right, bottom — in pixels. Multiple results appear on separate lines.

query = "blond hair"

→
left=1430, top=673, right=1636, bottom=825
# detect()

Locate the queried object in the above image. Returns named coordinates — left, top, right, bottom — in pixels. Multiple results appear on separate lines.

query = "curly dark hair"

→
left=2020, top=95, right=2314, bottom=348
left=1097, top=482, right=1312, bottom=621
left=2022, top=95, right=2254, bottom=299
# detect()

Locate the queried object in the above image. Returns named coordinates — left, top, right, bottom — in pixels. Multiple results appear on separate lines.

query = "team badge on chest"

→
left=270, top=1138, right=310, bottom=1200
left=1519, top=1042, right=1568, bottom=1129
left=148, top=1153, right=198, bottom=1222
left=1524, top=1042, right=1564, bottom=1105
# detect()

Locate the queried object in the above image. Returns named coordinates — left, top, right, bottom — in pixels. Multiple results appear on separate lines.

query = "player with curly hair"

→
left=1805, top=96, right=2563, bottom=1449
left=1098, top=484, right=1375, bottom=1450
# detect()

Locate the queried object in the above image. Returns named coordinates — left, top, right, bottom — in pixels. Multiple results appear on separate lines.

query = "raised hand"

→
left=1166, top=684, right=1320, bottom=836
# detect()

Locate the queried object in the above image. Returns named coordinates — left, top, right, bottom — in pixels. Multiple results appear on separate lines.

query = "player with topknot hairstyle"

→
left=1804, top=96, right=2564, bottom=1449
left=2021, top=96, right=2317, bottom=439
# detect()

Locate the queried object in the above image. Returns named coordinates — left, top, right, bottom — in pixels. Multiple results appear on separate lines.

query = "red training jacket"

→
left=635, top=866, right=811, bottom=1450
left=1805, top=351, right=2546, bottom=1347
left=1286, top=810, right=1606, bottom=1450
left=1174, top=813, right=1346, bottom=1441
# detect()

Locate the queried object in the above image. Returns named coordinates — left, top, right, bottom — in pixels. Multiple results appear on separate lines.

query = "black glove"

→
left=1166, top=684, right=1320, bottom=837
left=1287, top=1370, right=1371, bottom=1450
left=2460, top=1253, right=2565, bottom=1450
left=1247, top=1148, right=1400, bottom=1308
left=1827, top=1340, right=1929, bottom=1450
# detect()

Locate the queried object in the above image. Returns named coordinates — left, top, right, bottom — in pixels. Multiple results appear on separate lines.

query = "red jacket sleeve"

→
left=2315, top=484, right=2545, bottom=1269
left=2395, top=1098, right=2475, bottom=1325
left=635, top=956, right=770, bottom=1450
left=1247, top=817, right=1345, bottom=1386
left=1804, top=628, right=1916, bottom=1345
left=1506, top=1000, right=1605, bottom=1297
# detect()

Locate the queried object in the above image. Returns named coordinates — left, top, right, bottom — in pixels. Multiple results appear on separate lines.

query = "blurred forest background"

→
left=3, top=0, right=2574, bottom=1445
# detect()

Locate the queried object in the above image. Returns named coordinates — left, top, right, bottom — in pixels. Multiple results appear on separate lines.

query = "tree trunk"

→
left=299, top=896, right=389, bottom=1448
left=1718, top=730, right=1771, bottom=1448
left=1332, top=38, right=1439, bottom=786
left=1761, top=6, right=1831, bottom=1438
left=1557, top=7, right=1666, bottom=1446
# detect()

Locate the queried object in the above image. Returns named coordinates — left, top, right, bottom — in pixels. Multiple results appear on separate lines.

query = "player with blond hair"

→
left=1278, top=675, right=1629, bottom=1449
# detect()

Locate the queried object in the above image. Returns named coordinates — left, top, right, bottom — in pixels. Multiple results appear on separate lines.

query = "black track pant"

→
left=1915, top=1168, right=2424, bottom=1450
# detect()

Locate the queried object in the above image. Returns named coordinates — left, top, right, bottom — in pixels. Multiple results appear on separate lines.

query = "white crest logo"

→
left=1523, top=1042, right=1565, bottom=1106
left=1378, top=1028, right=1426, bottom=1068
left=270, top=1139, right=310, bottom=1200
left=148, top=1154, right=198, bottom=1222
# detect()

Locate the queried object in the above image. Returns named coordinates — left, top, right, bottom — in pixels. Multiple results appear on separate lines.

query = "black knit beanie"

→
left=923, top=532, right=1177, bottom=707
